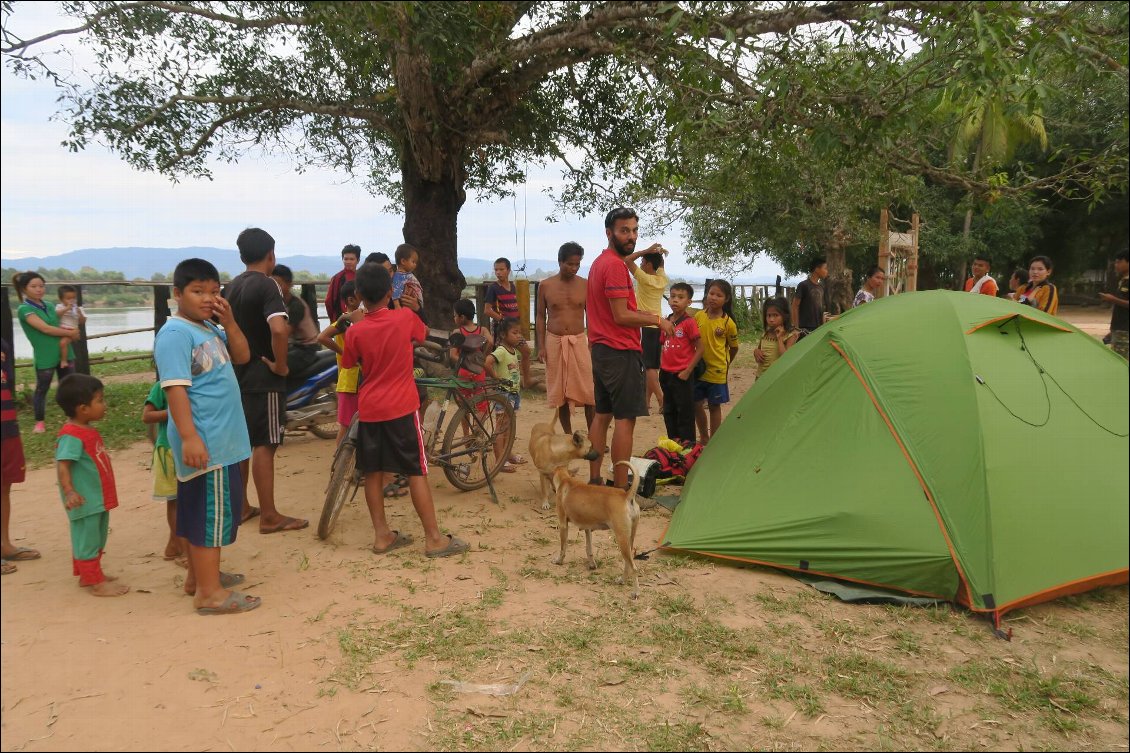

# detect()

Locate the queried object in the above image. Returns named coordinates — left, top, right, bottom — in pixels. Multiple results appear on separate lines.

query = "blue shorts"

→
left=177, top=464, right=243, bottom=548
left=693, top=380, right=730, bottom=406
left=495, top=391, right=520, bottom=412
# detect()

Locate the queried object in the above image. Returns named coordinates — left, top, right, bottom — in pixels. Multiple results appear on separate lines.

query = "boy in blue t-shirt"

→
left=153, top=258, right=260, bottom=615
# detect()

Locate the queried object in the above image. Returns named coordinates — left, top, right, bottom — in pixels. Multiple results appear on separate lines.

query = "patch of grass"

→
left=645, top=720, right=712, bottom=752
left=948, top=658, right=1103, bottom=731
left=681, top=682, right=748, bottom=714
left=1041, top=615, right=1098, bottom=638
left=822, top=651, right=913, bottom=704
left=15, top=379, right=152, bottom=467
left=654, top=592, right=697, bottom=617
left=891, top=628, right=923, bottom=655
left=765, top=678, right=825, bottom=716
left=480, top=586, right=505, bottom=608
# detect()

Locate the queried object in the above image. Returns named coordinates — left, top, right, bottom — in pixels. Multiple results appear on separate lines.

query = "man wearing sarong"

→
left=536, top=242, right=596, bottom=434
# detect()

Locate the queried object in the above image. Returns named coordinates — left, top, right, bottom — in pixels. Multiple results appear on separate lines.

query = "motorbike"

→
left=287, top=328, right=453, bottom=439
left=285, top=349, right=339, bottom=438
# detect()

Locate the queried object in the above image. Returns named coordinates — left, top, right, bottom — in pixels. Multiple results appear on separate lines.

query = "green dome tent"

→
left=662, top=290, right=1128, bottom=625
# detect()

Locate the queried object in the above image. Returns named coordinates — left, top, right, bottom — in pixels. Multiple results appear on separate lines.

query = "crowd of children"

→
left=5, top=237, right=1122, bottom=607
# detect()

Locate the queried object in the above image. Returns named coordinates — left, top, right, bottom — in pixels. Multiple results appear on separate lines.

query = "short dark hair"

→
left=1010, top=267, right=1029, bottom=285
left=271, top=264, right=293, bottom=283
left=173, top=258, right=220, bottom=290
left=56, top=373, right=103, bottom=418
left=642, top=253, right=664, bottom=270
left=558, top=242, right=584, bottom=264
left=57, top=284, right=78, bottom=298
left=365, top=252, right=390, bottom=266
left=973, top=253, right=992, bottom=266
left=454, top=298, right=477, bottom=321
left=809, top=257, right=828, bottom=273
left=394, top=243, right=418, bottom=264
left=1115, top=251, right=1128, bottom=262
left=864, top=265, right=883, bottom=279
left=354, top=261, right=392, bottom=304
left=670, top=282, right=694, bottom=298
left=236, top=227, right=275, bottom=264
left=494, top=257, right=511, bottom=270
left=339, top=281, right=356, bottom=302
left=498, top=317, right=522, bottom=336
left=1029, top=255, right=1054, bottom=272
left=604, top=206, right=638, bottom=229
left=341, top=244, right=361, bottom=260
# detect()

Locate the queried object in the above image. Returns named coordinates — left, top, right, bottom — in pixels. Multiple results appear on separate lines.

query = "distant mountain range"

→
left=1, top=246, right=792, bottom=284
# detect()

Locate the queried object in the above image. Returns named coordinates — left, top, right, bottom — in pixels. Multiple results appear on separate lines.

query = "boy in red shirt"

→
left=54, top=374, right=129, bottom=596
left=341, top=262, right=470, bottom=559
left=659, top=283, right=704, bottom=444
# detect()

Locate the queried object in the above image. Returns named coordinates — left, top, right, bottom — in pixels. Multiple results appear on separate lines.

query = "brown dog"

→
left=528, top=413, right=599, bottom=510
left=550, top=461, right=642, bottom=598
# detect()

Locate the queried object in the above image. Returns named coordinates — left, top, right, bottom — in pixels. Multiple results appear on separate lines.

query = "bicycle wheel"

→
left=318, top=438, right=359, bottom=540
left=441, top=393, right=516, bottom=491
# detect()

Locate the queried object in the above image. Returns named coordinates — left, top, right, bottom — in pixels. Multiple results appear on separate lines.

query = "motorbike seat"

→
left=286, top=349, right=337, bottom=390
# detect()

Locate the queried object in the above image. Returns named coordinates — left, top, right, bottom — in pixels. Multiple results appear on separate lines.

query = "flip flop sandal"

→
left=1, top=547, right=41, bottom=562
left=370, top=531, right=414, bottom=555
left=508, top=455, right=527, bottom=465
left=259, top=516, right=309, bottom=534
left=1, top=562, right=16, bottom=575
left=241, top=506, right=261, bottom=524
left=499, top=463, right=518, bottom=473
left=425, top=535, right=471, bottom=559
left=185, top=571, right=245, bottom=596
left=195, top=590, right=262, bottom=615
left=383, top=483, right=410, bottom=498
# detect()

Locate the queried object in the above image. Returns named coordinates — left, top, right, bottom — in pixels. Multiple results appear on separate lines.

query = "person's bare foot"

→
left=90, top=581, right=129, bottom=597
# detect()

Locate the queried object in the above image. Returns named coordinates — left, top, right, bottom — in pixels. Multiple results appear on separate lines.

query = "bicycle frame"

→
left=415, top=375, right=511, bottom=505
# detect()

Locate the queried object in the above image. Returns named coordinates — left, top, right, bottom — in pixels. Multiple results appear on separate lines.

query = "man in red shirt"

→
left=341, top=262, right=469, bottom=559
left=963, top=254, right=999, bottom=296
left=325, top=244, right=361, bottom=322
left=586, top=207, right=675, bottom=489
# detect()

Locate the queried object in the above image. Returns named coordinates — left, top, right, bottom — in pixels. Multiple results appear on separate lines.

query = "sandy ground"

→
left=1, top=305, right=1125, bottom=752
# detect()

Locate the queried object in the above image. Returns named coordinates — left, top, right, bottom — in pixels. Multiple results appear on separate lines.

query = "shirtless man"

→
left=535, top=242, right=596, bottom=434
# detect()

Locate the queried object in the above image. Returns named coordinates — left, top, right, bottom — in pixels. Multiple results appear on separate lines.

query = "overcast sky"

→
left=0, top=3, right=786, bottom=281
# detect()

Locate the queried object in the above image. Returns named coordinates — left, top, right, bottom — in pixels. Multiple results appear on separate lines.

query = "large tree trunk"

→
left=824, top=228, right=853, bottom=315
left=401, top=154, right=467, bottom=330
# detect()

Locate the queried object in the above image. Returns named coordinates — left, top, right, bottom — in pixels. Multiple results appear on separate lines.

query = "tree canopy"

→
left=4, top=1, right=1127, bottom=320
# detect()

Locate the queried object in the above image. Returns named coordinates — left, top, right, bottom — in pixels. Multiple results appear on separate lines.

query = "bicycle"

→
left=317, top=333, right=516, bottom=540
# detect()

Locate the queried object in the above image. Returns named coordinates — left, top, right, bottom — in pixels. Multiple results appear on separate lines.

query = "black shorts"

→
left=640, top=327, right=661, bottom=370
left=242, top=390, right=286, bottom=447
left=357, top=413, right=427, bottom=476
left=591, top=343, right=648, bottom=420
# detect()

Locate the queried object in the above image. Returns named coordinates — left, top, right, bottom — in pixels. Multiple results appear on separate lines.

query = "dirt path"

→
left=1, top=307, right=1125, bottom=752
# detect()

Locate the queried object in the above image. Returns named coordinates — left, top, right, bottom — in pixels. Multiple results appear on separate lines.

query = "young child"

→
left=55, top=285, right=86, bottom=369
left=693, top=280, right=739, bottom=443
left=54, top=374, right=129, bottom=596
left=450, top=298, right=491, bottom=418
left=659, top=283, right=703, bottom=444
left=317, top=281, right=364, bottom=447
left=484, top=257, right=535, bottom=387
left=154, top=258, right=259, bottom=615
left=485, top=318, right=524, bottom=473
left=753, top=298, right=799, bottom=377
left=392, top=243, right=424, bottom=309
left=341, top=261, right=469, bottom=559
left=142, top=379, right=186, bottom=566
left=1007, top=268, right=1028, bottom=301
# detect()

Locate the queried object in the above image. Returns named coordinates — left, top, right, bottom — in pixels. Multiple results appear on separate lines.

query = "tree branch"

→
left=1, top=1, right=308, bottom=56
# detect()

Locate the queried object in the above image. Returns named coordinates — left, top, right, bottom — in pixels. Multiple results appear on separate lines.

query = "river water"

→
left=9, top=282, right=775, bottom=360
